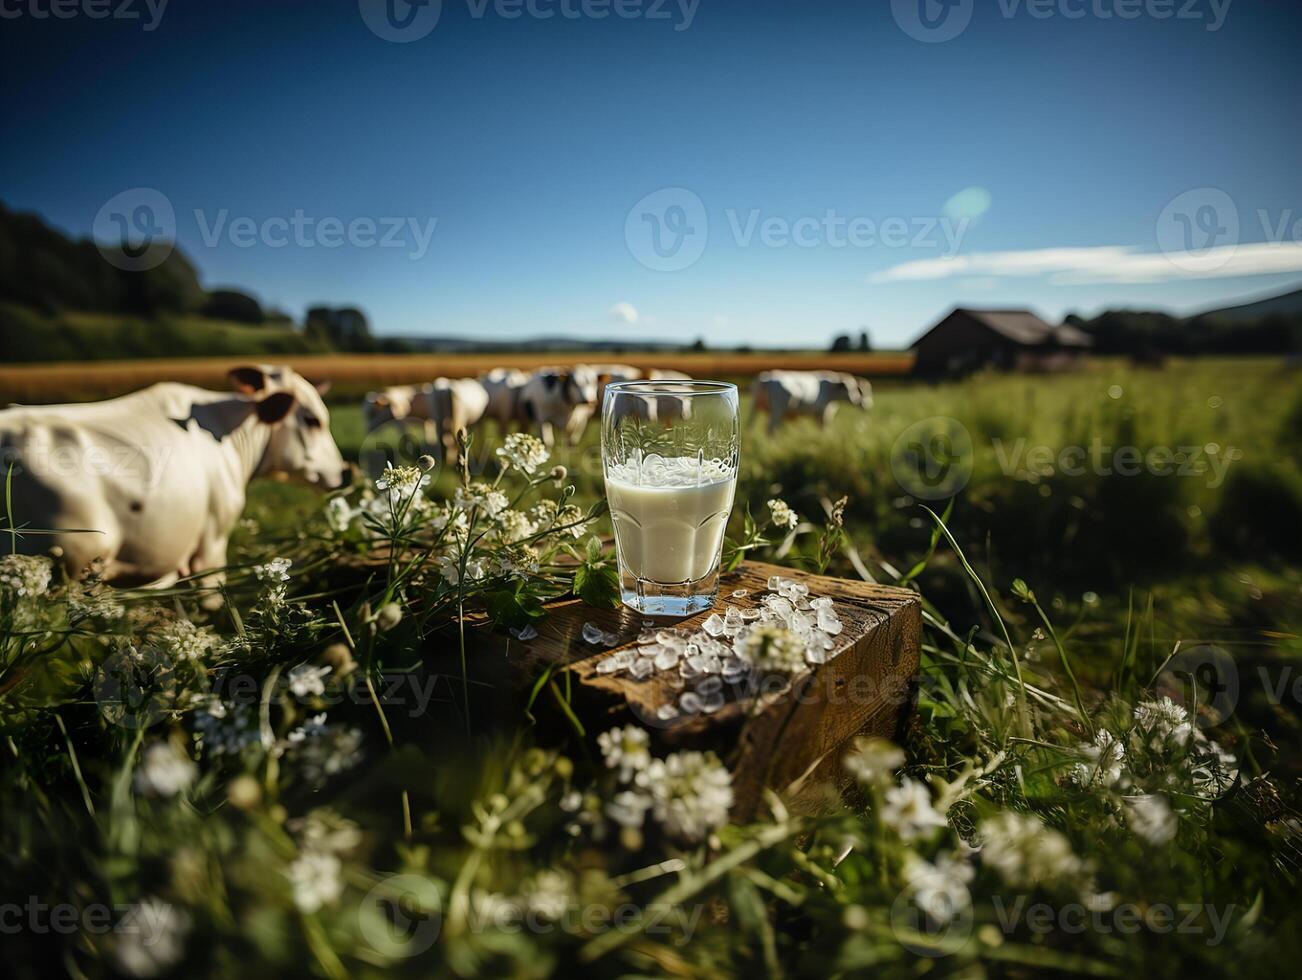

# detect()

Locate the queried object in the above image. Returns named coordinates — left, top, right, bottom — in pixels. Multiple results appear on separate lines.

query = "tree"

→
left=830, top=334, right=852, bottom=352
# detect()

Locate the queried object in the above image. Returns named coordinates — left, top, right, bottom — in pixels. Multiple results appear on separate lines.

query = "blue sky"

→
left=2, top=0, right=1299, bottom=347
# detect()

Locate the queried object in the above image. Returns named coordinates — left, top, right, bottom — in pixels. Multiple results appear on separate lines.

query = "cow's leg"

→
left=189, top=534, right=229, bottom=610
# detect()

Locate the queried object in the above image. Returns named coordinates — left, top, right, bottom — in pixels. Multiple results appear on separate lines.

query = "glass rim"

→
left=604, top=379, right=737, bottom=397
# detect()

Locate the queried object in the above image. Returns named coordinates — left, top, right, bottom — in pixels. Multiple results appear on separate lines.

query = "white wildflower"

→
left=134, top=742, right=197, bottom=797
left=289, top=808, right=363, bottom=855
left=766, top=498, right=799, bottom=530
left=0, top=554, right=53, bottom=597
left=110, top=897, right=191, bottom=978
left=735, top=623, right=806, bottom=674
left=597, top=725, right=651, bottom=782
left=494, top=509, right=536, bottom=544
left=286, top=720, right=364, bottom=788
left=980, top=811, right=1086, bottom=889
left=902, top=851, right=974, bottom=924
left=437, top=553, right=488, bottom=586
left=288, top=850, right=344, bottom=913
left=521, top=870, right=571, bottom=920
left=646, top=750, right=734, bottom=843
left=324, top=495, right=356, bottom=532
left=375, top=464, right=428, bottom=503
left=844, top=737, right=905, bottom=788
left=496, top=432, right=549, bottom=474
left=497, top=545, right=540, bottom=579
left=152, top=619, right=220, bottom=663
left=68, top=582, right=125, bottom=621
left=192, top=697, right=260, bottom=757
left=254, top=557, right=292, bottom=582
left=1071, top=728, right=1127, bottom=789
left=881, top=778, right=948, bottom=841
left=455, top=482, right=509, bottom=517
left=1189, top=735, right=1239, bottom=797
left=287, top=663, right=332, bottom=699
left=606, top=788, right=653, bottom=829
left=1124, top=793, right=1178, bottom=845
left=1132, top=697, right=1193, bottom=750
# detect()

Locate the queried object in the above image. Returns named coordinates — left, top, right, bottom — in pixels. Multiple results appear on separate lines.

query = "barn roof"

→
left=912, top=308, right=1093, bottom=348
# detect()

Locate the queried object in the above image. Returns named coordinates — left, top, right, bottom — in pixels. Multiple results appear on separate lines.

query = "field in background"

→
left=237, top=355, right=1297, bottom=768
left=0, top=350, right=912, bottom=404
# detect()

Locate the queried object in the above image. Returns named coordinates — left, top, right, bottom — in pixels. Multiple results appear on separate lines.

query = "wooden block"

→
left=466, top=561, right=921, bottom=819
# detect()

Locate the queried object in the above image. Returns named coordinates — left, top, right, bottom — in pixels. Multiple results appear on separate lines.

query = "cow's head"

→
left=565, top=366, right=600, bottom=407
left=362, top=386, right=414, bottom=431
left=823, top=373, right=870, bottom=409
left=230, top=365, right=348, bottom=489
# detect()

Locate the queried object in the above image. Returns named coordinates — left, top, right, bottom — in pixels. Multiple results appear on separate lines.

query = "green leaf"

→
left=485, top=580, right=546, bottom=628
left=584, top=535, right=603, bottom=563
left=574, top=562, right=620, bottom=609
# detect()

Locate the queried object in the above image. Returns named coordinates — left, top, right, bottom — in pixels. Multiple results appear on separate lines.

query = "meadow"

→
left=2, top=356, right=1300, bottom=978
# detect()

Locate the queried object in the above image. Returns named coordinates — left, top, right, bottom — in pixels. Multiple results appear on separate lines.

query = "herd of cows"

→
left=362, top=363, right=874, bottom=458
left=0, top=363, right=871, bottom=590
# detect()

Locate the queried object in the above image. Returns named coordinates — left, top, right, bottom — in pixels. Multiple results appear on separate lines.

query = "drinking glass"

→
left=601, top=380, right=740, bottom=616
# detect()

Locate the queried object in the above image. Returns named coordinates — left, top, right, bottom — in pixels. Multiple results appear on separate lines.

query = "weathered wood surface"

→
left=468, top=561, right=921, bottom=819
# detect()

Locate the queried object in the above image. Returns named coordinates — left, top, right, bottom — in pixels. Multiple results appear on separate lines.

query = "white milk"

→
left=605, top=454, right=737, bottom=584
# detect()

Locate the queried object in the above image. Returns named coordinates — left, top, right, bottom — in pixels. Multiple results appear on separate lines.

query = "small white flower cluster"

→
left=0, top=554, right=52, bottom=598
left=254, top=556, right=293, bottom=582
left=596, top=724, right=734, bottom=843
left=67, top=581, right=125, bottom=622
left=594, top=576, right=846, bottom=722
left=531, top=499, right=587, bottom=539
left=902, top=850, right=975, bottom=925
left=844, top=736, right=906, bottom=789
left=455, top=481, right=509, bottom=517
left=288, top=850, right=344, bottom=914
left=109, top=897, right=191, bottom=978
left=881, top=778, right=949, bottom=842
left=980, top=810, right=1087, bottom=890
left=496, top=432, right=550, bottom=475
left=1068, top=697, right=1238, bottom=839
left=287, top=663, right=332, bottom=699
left=152, top=618, right=221, bottom=664
left=283, top=715, right=364, bottom=789
left=285, top=808, right=360, bottom=914
left=375, top=463, right=429, bottom=503
left=766, top=497, right=799, bottom=530
left=193, top=697, right=261, bottom=757
left=134, top=741, right=198, bottom=798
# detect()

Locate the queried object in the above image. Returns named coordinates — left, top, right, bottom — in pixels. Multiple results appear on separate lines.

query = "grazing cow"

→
left=479, top=368, right=532, bottom=432
left=422, top=377, right=491, bottom=463
left=518, top=365, right=600, bottom=447
left=646, top=369, right=694, bottom=423
left=751, top=370, right=871, bottom=434
left=0, top=365, right=346, bottom=592
left=363, top=385, right=433, bottom=439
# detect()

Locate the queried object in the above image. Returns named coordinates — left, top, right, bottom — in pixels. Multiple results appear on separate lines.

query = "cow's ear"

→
left=255, top=391, right=296, bottom=424
left=229, top=366, right=267, bottom=394
left=314, top=379, right=333, bottom=397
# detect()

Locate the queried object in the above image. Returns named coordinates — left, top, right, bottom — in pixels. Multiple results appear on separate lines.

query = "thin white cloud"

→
left=869, top=242, right=1302, bottom=285
left=608, top=301, right=639, bottom=323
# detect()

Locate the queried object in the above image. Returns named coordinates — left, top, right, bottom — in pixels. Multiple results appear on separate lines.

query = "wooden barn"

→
left=910, top=307, right=1092, bottom=377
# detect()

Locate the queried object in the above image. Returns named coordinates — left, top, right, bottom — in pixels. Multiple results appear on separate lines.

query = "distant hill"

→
left=1196, top=285, right=1302, bottom=322
left=1065, top=285, right=1302, bottom=356
left=394, top=335, right=688, bottom=354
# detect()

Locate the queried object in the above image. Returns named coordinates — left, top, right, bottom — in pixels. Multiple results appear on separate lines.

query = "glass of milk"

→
left=602, top=380, right=739, bottom=616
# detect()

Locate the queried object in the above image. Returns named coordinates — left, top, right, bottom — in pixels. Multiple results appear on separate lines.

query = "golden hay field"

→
left=0, top=351, right=914, bottom=403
